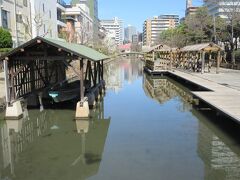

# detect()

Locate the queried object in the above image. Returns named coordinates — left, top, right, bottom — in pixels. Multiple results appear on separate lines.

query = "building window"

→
left=23, top=0, right=28, bottom=7
left=2, top=10, right=9, bottom=29
left=42, top=3, right=45, bottom=12
left=16, top=14, right=23, bottom=23
left=49, top=10, right=51, bottom=19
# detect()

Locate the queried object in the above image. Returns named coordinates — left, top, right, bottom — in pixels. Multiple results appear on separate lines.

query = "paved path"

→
left=189, top=67, right=240, bottom=91
left=170, top=69, right=240, bottom=123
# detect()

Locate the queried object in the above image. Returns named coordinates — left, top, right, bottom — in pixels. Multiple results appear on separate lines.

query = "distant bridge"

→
left=117, top=52, right=145, bottom=56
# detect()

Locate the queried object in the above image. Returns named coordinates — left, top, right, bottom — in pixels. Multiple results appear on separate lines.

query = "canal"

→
left=0, top=58, right=240, bottom=180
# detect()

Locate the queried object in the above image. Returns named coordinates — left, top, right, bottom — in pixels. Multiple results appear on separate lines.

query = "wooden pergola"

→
left=145, top=42, right=223, bottom=74
left=179, top=43, right=223, bottom=73
left=0, top=36, right=108, bottom=106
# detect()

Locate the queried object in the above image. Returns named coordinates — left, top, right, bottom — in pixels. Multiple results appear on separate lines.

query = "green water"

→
left=0, top=58, right=240, bottom=180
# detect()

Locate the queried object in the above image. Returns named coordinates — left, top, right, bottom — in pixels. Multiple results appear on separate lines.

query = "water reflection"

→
left=143, top=73, right=194, bottom=111
left=143, top=74, right=240, bottom=180
left=104, top=57, right=143, bottom=93
left=194, top=109, right=240, bottom=180
left=0, top=100, right=110, bottom=180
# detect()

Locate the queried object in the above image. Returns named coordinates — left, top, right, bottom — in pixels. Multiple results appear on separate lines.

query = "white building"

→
left=30, top=0, right=66, bottom=39
left=100, top=17, right=124, bottom=46
left=0, top=0, right=66, bottom=47
left=64, top=2, right=93, bottom=44
left=0, top=0, right=31, bottom=47
left=204, top=0, right=240, bottom=19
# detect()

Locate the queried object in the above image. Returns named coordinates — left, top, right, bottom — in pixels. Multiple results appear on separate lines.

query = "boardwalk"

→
left=169, top=69, right=240, bottom=123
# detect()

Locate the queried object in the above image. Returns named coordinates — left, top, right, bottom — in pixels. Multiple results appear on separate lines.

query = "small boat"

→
left=49, top=80, right=81, bottom=103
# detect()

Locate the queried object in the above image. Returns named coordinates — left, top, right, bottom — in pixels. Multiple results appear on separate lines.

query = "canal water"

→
left=1, top=58, right=240, bottom=180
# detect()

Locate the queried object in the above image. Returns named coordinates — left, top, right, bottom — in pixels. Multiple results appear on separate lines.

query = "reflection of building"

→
left=104, top=58, right=143, bottom=92
left=143, top=73, right=193, bottom=111
left=0, top=101, right=110, bottom=180
left=196, top=110, right=240, bottom=180
left=143, top=15, right=179, bottom=46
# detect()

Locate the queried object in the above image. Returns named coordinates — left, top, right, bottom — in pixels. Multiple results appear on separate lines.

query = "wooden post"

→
left=80, top=59, right=84, bottom=104
left=201, top=51, right=205, bottom=74
left=3, top=60, right=10, bottom=104
left=216, top=50, right=221, bottom=74
left=170, top=51, right=173, bottom=71
left=152, top=51, right=155, bottom=61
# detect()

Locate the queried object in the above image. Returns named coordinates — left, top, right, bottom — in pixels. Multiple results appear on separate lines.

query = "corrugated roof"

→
left=180, top=43, right=223, bottom=52
left=0, top=36, right=109, bottom=61
left=43, top=37, right=109, bottom=61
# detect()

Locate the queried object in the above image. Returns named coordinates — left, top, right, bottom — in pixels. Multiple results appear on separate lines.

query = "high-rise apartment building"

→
left=124, top=25, right=137, bottom=43
left=64, top=2, right=93, bottom=44
left=100, top=17, right=124, bottom=46
left=204, top=0, right=240, bottom=19
left=143, top=15, right=179, bottom=46
left=185, top=0, right=199, bottom=16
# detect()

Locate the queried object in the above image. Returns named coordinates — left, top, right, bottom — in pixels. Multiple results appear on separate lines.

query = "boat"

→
left=48, top=78, right=105, bottom=103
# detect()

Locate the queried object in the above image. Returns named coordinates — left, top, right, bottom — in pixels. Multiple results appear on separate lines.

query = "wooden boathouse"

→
left=0, top=36, right=108, bottom=119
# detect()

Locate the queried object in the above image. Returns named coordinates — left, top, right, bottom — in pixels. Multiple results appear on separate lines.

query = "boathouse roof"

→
left=0, top=36, right=109, bottom=61
left=180, top=43, right=223, bottom=52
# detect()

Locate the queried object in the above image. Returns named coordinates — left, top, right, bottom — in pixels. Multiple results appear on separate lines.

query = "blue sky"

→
left=65, top=0, right=203, bottom=31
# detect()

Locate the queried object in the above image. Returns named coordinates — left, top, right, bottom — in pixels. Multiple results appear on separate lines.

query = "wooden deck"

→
left=147, top=68, right=240, bottom=123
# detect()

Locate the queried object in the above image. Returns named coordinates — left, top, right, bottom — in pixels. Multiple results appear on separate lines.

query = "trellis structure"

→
left=0, top=36, right=108, bottom=118
left=145, top=42, right=223, bottom=74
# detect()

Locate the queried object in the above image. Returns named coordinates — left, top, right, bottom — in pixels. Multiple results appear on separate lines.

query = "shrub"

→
left=0, top=28, right=13, bottom=48
left=234, top=49, right=240, bottom=63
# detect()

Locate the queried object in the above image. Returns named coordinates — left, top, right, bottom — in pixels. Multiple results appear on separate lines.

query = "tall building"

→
left=30, top=0, right=66, bottom=39
left=204, top=0, right=240, bottom=19
left=0, top=0, right=31, bottom=47
left=185, top=0, right=199, bottom=16
left=64, top=2, right=93, bottom=44
left=143, top=15, right=179, bottom=46
left=124, top=25, right=137, bottom=43
left=72, top=0, right=98, bottom=41
left=100, top=17, right=124, bottom=46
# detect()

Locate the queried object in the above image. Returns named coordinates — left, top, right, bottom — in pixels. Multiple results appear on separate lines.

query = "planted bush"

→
left=0, top=28, right=13, bottom=48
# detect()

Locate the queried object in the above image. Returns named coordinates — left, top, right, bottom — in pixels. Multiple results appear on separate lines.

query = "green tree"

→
left=0, top=28, right=13, bottom=48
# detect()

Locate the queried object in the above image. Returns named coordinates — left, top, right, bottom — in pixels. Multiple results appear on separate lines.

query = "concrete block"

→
left=75, top=100, right=89, bottom=119
left=5, top=101, right=23, bottom=120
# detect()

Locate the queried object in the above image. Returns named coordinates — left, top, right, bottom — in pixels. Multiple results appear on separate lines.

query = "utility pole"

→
left=213, top=15, right=217, bottom=44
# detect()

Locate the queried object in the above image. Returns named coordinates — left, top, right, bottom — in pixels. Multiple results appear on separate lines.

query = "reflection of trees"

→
left=103, top=58, right=143, bottom=92
left=0, top=99, right=110, bottom=180
left=195, top=109, right=240, bottom=180
left=143, top=73, right=194, bottom=111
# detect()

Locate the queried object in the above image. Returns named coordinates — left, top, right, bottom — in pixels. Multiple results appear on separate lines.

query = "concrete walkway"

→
left=188, top=67, right=240, bottom=91
left=170, top=69, right=240, bottom=123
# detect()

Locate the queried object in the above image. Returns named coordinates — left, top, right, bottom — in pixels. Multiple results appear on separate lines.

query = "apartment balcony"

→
left=57, top=0, right=66, bottom=11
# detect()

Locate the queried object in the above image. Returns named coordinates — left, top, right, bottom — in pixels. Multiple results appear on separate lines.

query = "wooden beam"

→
left=11, top=56, right=68, bottom=61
